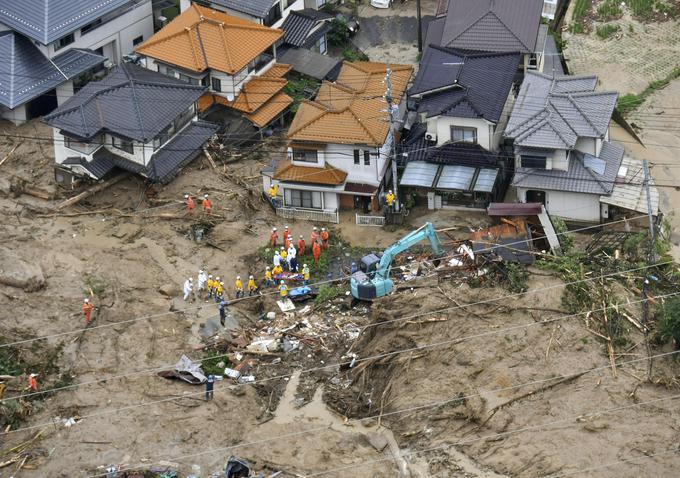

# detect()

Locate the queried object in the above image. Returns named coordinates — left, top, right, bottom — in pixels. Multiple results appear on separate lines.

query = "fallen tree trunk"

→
left=55, top=173, right=130, bottom=210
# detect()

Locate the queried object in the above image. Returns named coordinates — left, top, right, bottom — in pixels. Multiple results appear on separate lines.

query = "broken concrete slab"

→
left=0, top=246, right=45, bottom=291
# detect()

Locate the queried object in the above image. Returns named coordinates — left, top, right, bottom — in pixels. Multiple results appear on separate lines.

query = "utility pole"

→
left=642, top=158, right=655, bottom=380
left=416, top=0, right=423, bottom=53
left=385, top=65, right=400, bottom=213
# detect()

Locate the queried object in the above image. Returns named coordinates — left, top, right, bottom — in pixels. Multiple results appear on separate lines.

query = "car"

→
left=370, top=0, right=392, bottom=8
left=335, top=13, right=360, bottom=36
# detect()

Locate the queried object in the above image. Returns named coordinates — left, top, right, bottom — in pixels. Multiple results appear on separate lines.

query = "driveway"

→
left=352, top=0, right=438, bottom=65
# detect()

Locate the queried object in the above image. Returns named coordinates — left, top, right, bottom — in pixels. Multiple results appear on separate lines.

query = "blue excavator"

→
left=350, top=222, right=443, bottom=301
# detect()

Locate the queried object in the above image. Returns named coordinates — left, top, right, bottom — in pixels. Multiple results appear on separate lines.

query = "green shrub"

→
left=502, top=263, right=529, bottom=293
left=597, top=0, right=623, bottom=20
left=570, top=0, right=592, bottom=33
left=552, top=217, right=573, bottom=254
left=315, top=284, right=346, bottom=304
left=656, top=297, right=680, bottom=347
left=327, top=18, right=350, bottom=46
left=596, top=23, right=620, bottom=39
left=617, top=93, right=644, bottom=114
left=629, top=0, right=656, bottom=20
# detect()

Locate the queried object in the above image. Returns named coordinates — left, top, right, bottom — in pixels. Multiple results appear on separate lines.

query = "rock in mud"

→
left=158, top=283, right=179, bottom=296
left=0, top=247, right=45, bottom=291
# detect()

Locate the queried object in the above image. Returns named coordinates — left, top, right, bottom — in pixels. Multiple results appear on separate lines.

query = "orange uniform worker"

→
left=312, top=241, right=321, bottom=265
left=202, top=194, right=212, bottom=214
left=269, top=227, right=278, bottom=248
left=320, top=227, right=330, bottom=250
left=284, top=232, right=291, bottom=250
left=185, top=194, right=195, bottom=214
left=310, top=226, right=319, bottom=245
left=28, top=373, right=38, bottom=392
left=83, top=298, right=94, bottom=325
left=297, top=235, right=306, bottom=256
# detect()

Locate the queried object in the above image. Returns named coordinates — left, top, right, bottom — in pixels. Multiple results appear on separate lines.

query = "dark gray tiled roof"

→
left=282, top=8, right=332, bottom=47
left=0, top=31, right=105, bottom=108
left=410, top=45, right=520, bottom=123
left=505, top=71, right=618, bottom=149
left=512, top=141, right=624, bottom=194
left=439, top=0, right=543, bottom=53
left=0, top=0, right=133, bottom=44
left=209, top=0, right=276, bottom=18
left=147, top=120, right=219, bottom=182
left=43, top=63, right=206, bottom=142
left=278, top=47, right=341, bottom=80
left=62, top=153, right=115, bottom=179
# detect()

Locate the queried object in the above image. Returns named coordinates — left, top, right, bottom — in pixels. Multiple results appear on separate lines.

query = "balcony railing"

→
left=276, top=207, right=339, bottom=224
left=356, top=214, right=386, bottom=227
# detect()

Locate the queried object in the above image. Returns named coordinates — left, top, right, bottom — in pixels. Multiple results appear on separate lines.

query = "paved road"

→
left=352, top=14, right=434, bottom=64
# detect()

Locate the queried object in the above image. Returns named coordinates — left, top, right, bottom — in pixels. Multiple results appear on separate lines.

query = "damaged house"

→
left=505, top=71, right=659, bottom=223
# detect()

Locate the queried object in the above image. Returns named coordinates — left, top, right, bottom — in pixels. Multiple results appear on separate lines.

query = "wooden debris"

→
left=0, top=142, right=22, bottom=169
left=202, top=148, right=217, bottom=169
left=55, top=173, right=130, bottom=210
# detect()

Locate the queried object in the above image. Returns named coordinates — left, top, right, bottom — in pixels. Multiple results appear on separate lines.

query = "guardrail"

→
left=276, top=207, right=339, bottom=224
left=356, top=213, right=385, bottom=226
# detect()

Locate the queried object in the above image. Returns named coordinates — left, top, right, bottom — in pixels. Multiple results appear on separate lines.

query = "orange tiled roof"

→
left=287, top=61, right=412, bottom=147
left=197, top=92, right=215, bottom=112
left=245, top=91, right=293, bottom=128
left=262, top=63, right=292, bottom=78
left=274, top=160, right=347, bottom=186
left=229, top=76, right=287, bottom=113
left=135, top=4, right=282, bottom=74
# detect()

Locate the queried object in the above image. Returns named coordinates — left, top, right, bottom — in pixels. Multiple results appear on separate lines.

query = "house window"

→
left=81, top=19, right=103, bottom=35
left=292, top=149, right=318, bottom=163
left=354, top=149, right=360, bottom=165
left=111, top=136, right=134, bottom=155
left=54, top=33, right=75, bottom=51
left=264, top=3, right=282, bottom=26
left=520, top=155, right=547, bottom=169
left=315, top=35, right=327, bottom=55
left=133, top=35, right=144, bottom=46
left=179, top=73, right=199, bottom=85
left=201, top=76, right=209, bottom=87
left=211, top=77, right=222, bottom=92
left=451, top=126, right=477, bottom=143
left=363, top=151, right=370, bottom=166
left=285, top=189, right=323, bottom=209
left=65, top=136, right=99, bottom=155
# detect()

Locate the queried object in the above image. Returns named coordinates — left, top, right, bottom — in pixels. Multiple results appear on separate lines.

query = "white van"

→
left=371, top=0, right=392, bottom=8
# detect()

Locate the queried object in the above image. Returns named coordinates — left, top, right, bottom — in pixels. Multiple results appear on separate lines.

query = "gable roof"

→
left=512, top=141, right=624, bottom=195
left=282, top=8, right=332, bottom=47
left=505, top=71, right=618, bottom=149
left=135, top=3, right=282, bottom=74
left=208, top=0, right=276, bottom=19
left=43, top=63, right=206, bottom=142
left=438, top=0, right=543, bottom=53
left=410, top=45, right=520, bottom=123
left=287, top=62, right=413, bottom=147
left=274, top=160, right=348, bottom=186
left=0, top=0, right=132, bottom=44
left=0, top=31, right=105, bottom=109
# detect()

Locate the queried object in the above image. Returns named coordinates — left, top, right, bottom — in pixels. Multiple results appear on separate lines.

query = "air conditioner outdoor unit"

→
left=425, top=132, right=437, bottom=142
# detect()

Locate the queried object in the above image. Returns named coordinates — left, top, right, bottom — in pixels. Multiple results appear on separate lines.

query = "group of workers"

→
left=269, top=225, right=329, bottom=266
left=183, top=269, right=259, bottom=303
left=184, top=193, right=213, bottom=215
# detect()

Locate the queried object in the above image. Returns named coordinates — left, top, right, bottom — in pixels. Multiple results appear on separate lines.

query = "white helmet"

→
left=389, top=189, right=393, bottom=193
left=303, top=264, right=307, bottom=268
left=199, top=269, right=204, bottom=274
left=184, top=194, right=189, bottom=199
left=322, top=227, right=326, bottom=231
left=273, top=227, right=277, bottom=231
left=84, top=298, right=89, bottom=303
left=220, top=281, right=224, bottom=285
left=249, top=275, right=253, bottom=279
left=280, top=280, right=285, bottom=284
left=189, top=277, right=193, bottom=281
left=266, top=266, right=271, bottom=270
left=236, top=275, right=241, bottom=280
left=209, top=274, right=213, bottom=278
left=284, top=225, right=289, bottom=229
left=299, top=235, right=303, bottom=238
left=216, top=276, right=220, bottom=281
left=313, top=227, right=318, bottom=231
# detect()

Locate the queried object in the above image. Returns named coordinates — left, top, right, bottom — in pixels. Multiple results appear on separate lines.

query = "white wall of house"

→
left=47, top=0, right=153, bottom=64
left=1, top=104, right=28, bottom=125
left=325, top=143, right=383, bottom=186
left=55, top=81, right=75, bottom=106
left=427, top=116, right=494, bottom=150
left=517, top=187, right=601, bottom=222
left=280, top=183, right=341, bottom=210
left=190, top=0, right=305, bottom=27
left=575, top=137, right=597, bottom=157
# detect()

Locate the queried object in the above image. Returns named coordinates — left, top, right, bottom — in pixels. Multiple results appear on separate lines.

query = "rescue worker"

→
left=28, top=373, right=38, bottom=392
left=83, top=298, right=94, bottom=325
left=197, top=270, right=207, bottom=294
left=219, top=300, right=226, bottom=327
left=386, top=190, right=395, bottom=212
left=320, top=227, right=330, bottom=250
left=310, top=226, right=319, bottom=245
left=207, top=275, right=215, bottom=299
left=215, top=280, right=224, bottom=302
left=273, top=250, right=282, bottom=269
left=268, top=183, right=278, bottom=207
left=284, top=232, right=291, bottom=250
left=279, top=280, right=289, bottom=298
left=202, top=194, right=212, bottom=214
left=272, top=263, right=283, bottom=278
left=312, top=240, right=321, bottom=265
left=269, top=227, right=278, bottom=248
left=280, top=247, right=288, bottom=271
left=297, top=235, right=306, bottom=256
left=302, top=264, right=310, bottom=285
left=185, top=194, right=195, bottom=214
left=235, top=276, right=244, bottom=299
left=248, top=275, right=257, bottom=296
left=205, top=374, right=214, bottom=401
left=283, top=225, right=290, bottom=244
left=264, top=267, right=274, bottom=288
left=287, top=243, right=297, bottom=273
left=183, top=277, right=193, bottom=301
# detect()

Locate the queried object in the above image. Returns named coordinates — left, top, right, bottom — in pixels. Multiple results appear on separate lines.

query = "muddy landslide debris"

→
left=0, top=246, right=45, bottom=291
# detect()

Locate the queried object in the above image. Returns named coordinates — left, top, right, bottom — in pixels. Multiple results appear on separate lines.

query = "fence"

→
left=356, top=213, right=386, bottom=227
left=276, top=207, right=339, bottom=224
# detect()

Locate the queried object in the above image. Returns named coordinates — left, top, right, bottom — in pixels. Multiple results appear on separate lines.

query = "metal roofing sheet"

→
left=400, top=161, right=439, bottom=188
left=600, top=156, right=660, bottom=215
left=278, top=47, right=342, bottom=80
left=209, top=0, right=276, bottom=18
left=436, top=164, right=475, bottom=190
left=473, top=168, right=498, bottom=193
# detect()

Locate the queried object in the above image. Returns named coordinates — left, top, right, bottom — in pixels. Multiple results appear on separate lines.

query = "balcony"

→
left=276, top=207, right=339, bottom=224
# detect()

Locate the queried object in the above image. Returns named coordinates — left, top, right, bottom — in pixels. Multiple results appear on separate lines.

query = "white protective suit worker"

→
left=287, top=244, right=297, bottom=272
left=197, top=270, right=207, bottom=292
left=183, top=277, right=193, bottom=301
left=273, top=251, right=282, bottom=268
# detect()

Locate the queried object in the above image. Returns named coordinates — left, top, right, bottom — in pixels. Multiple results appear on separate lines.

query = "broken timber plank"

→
left=202, top=147, right=217, bottom=169
left=55, top=173, right=130, bottom=210
left=0, top=142, right=22, bottom=169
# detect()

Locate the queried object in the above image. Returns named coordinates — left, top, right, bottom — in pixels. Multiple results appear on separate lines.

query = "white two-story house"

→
left=0, top=0, right=154, bottom=123
left=262, top=62, right=413, bottom=220
left=136, top=3, right=293, bottom=129
left=179, top=0, right=321, bottom=28
left=44, top=63, right=218, bottom=185
left=505, top=71, right=658, bottom=222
